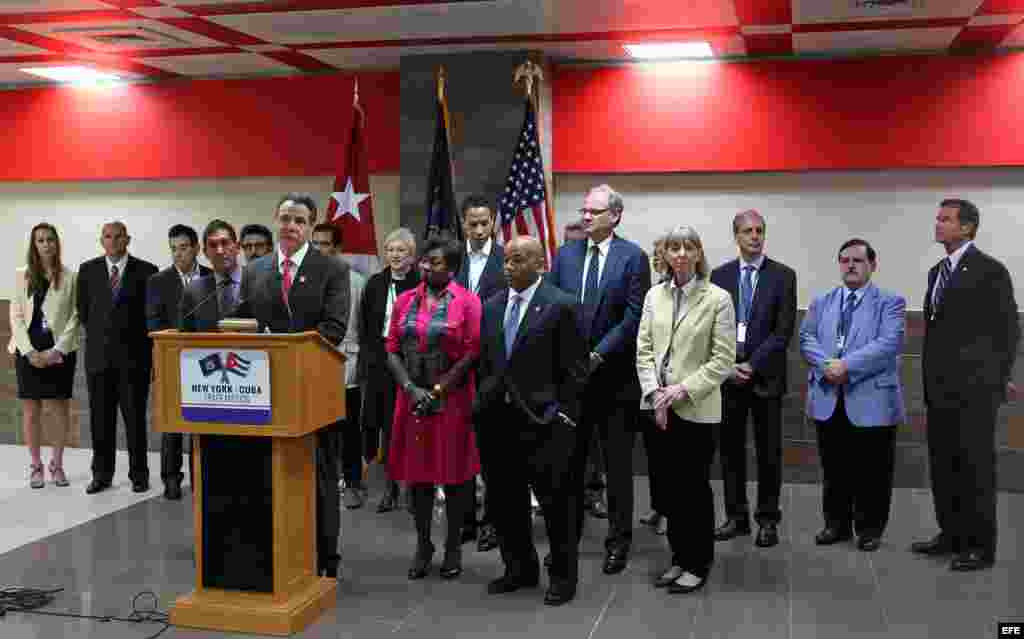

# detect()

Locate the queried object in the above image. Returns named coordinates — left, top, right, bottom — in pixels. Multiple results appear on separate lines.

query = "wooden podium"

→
left=151, top=330, right=345, bottom=636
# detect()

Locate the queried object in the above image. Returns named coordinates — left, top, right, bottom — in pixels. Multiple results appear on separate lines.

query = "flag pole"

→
left=437, top=66, right=455, bottom=194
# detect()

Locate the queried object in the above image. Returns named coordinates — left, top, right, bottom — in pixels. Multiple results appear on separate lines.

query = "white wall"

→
left=0, top=175, right=400, bottom=300
left=555, top=169, right=1024, bottom=310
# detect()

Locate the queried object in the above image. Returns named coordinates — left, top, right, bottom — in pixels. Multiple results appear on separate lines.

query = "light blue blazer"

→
left=799, top=282, right=906, bottom=427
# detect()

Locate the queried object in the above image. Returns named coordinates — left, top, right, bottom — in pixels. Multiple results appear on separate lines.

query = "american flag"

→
left=498, top=100, right=556, bottom=266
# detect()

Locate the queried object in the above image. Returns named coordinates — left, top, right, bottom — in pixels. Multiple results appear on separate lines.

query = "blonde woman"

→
left=636, top=225, right=735, bottom=594
left=9, top=223, right=79, bottom=488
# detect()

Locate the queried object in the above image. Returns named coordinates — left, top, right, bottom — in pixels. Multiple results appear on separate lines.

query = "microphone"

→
left=181, top=278, right=229, bottom=326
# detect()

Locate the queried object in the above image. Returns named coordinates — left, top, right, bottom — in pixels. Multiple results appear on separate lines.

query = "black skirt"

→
left=15, top=351, right=77, bottom=400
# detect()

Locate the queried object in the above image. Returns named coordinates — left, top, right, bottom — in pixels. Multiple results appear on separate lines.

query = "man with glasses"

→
left=547, top=184, right=652, bottom=576
left=239, top=224, right=273, bottom=263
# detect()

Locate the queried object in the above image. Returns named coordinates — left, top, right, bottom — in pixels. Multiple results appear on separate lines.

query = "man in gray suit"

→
left=236, top=193, right=351, bottom=580
left=179, top=220, right=243, bottom=332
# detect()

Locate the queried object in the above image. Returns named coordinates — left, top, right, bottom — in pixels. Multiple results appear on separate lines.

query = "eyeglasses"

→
left=578, top=208, right=610, bottom=217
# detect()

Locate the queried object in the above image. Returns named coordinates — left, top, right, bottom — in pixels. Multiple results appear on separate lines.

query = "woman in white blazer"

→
left=8, top=223, right=80, bottom=488
left=636, top=225, right=736, bottom=594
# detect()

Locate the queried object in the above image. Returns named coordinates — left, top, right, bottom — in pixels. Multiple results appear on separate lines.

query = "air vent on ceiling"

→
left=851, top=0, right=924, bottom=8
left=52, top=25, right=191, bottom=49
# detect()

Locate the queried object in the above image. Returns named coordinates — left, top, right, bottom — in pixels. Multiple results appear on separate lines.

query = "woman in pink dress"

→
left=387, top=237, right=482, bottom=580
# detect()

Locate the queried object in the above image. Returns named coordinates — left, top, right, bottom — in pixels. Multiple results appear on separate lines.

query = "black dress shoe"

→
left=477, top=524, right=499, bottom=552
left=440, top=549, right=462, bottom=579
left=132, top=479, right=150, bottom=493
left=655, top=517, right=668, bottom=536
left=755, top=524, right=779, bottom=548
left=856, top=536, right=881, bottom=552
left=713, top=518, right=751, bottom=541
left=667, top=573, right=707, bottom=594
left=653, top=566, right=683, bottom=588
left=85, top=479, right=111, bottom=495
left=487, top=572, right=539, bottom=594
left=407, top=543, right=435, bottom=580
left=602, top=549, right=628, bottom=575
left=319, top=558, right=341, bottom=580
left=589, top=498, right=609, bottom=519
left=461, top=525, right=477, bottom=545
left=639, top=510, right=662, bottom=527
left=163, top=480, right=182, bottom=501
left=376, top=492, right=397, bottom=513
left=815, top=527, right=853, bottom=545
left=544, top=584, right=576, bottom=606
left=910, top=534, right=954, bottom=556
left=950, top=550, right=994, bottom=571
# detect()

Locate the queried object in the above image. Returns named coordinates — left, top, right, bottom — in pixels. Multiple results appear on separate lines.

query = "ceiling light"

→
left=624, top=42, right=713, bottom=59
left=20, top=66, right=121, bottom=85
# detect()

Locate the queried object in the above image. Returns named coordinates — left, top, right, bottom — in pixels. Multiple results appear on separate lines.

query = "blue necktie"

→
left=504, top=294, right=522, bottom=360
left=839, top=290, right=857, bottom=350
left=583, top=246, right=600, bottom=319
left=932, top=257, right=951, bottom=315
left=739, top=265, right=754, bottom=324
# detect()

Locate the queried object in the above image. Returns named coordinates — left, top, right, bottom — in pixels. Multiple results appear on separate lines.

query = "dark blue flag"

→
left=424, top=73, right=460, bottom=242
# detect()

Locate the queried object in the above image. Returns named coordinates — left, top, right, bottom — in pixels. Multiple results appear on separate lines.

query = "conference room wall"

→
left=0, top=174, right=400, bottom=452
left=555, top=168, right=1024, bottom=491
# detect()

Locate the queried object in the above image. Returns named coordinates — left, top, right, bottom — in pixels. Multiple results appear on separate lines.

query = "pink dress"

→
left=386, top=280, right=481, bottom=485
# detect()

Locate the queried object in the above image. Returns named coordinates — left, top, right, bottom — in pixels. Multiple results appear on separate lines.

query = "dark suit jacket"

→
left=146, top=264, right=211, bottom=332
left=357, top=268, right=421, bottom=379
left=474, top=280, right=586, bottom=425
left=236, top=247, right=350, bottom=345
left=455, top=241, right=506, bottom=304
left=923, top=243, right=1019, bottom=406
left=178, top=273, right=231, bottom=332
left=546, top=235, right=651, bottom=401
left=710, top=257, right=798, bottom=398
left=77, top=254, right=159, bottom=374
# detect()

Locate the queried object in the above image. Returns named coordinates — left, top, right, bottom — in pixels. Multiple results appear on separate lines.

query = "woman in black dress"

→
left=8, top=223, right=80, bottom=488
left=358, top=227, right=420, bottom=512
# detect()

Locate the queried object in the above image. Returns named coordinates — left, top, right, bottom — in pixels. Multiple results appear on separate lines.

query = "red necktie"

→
left=109, top=264, right=120, bottom=292
left=282, top=259, right=293, bottom=305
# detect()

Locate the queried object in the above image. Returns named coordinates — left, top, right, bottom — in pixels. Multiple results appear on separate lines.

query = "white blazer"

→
left=8, top=266, right=80, bottom=356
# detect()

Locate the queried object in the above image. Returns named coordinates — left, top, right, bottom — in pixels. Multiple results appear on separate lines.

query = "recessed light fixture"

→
left=20, top=66, right=121, bottom=85
left=624, top=42, right=714, bottom=59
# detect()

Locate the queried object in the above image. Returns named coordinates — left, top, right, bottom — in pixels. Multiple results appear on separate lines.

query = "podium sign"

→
left=181, top=349, right=272, bottom=424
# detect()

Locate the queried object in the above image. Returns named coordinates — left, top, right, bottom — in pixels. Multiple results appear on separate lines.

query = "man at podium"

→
left=235, top=193, right=351, bottom=580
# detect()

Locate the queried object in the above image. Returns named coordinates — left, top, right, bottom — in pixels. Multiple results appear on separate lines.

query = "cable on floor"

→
left=0, top=585, right=171, bottom=639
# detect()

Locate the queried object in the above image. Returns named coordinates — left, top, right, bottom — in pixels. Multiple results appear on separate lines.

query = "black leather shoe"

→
left=319, top=558, right=341, bottom=580
left=477, top=524, right=499, bottom=552
left=602, top=549, right=628, bottom=575
left=713, top=518, right=751, bottom=541
left=376, top=491, right=397, bottom=513
left=950, top=550, right=994, bottom=571
left=461, top=525, right=477, bottom=545
left=544, top=552, right=552, bottom=568
left=407, top=543, right=435, bottom=580
left=755, top=523, right=779, bottom=548
left=440, top=549, right=462, bottom=579
left=85, top=479, right=111, bottom=495
left=815, top=527, right=853, bottom=545
left=487, top=573, right=539, bottom=594
left=589, top=498, right=609, bottom=519
left=544, top=584, right=576, bottom=606
left=653, top=566, right=683, bottom=588
left=163, top=479, right=182, bottom=500
left=856, top=536, right=881, bottom=552
left=655, top=517, right=668, bottom=536
left=639, top=510, right=662, bottom=527
left=910, top=534, right=954, bottom=556
left=132, top=479, right=150, bottom=493
left=667, top=573, right=707, bottom=594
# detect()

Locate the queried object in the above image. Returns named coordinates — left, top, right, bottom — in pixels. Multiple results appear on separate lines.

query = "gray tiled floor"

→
left=1, top=476, right=1022, bottom=639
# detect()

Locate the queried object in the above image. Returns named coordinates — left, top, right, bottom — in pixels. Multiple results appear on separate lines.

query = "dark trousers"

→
left=410, top=480, right=472, bottom=551
left=640, top=410, right=667, bottom=514
left=362, top=342, right=397, bottom=464
left=316, top=423, right=342, bottom=572
left=470, top=417, right=490, bottom=529
left=662, top=412, right=715, bottom=579
left=815, top=395, right=896, bottom=537
left=87, top=367, right=151, bottom=483
left=489, top=405, right=579, bottom=587
left=926, top=397, right=1000, bottom=556
left=339, top=386, right=363, bottom=485
left=572, top=389, right=636, bottom=552
left=718, top=382, right=783, bottom=525
left=160, top=433, right=193, bottom=487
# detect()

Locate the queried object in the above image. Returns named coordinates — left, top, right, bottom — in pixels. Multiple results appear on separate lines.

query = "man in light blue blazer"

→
left=800, top=238, right=906, bottom=553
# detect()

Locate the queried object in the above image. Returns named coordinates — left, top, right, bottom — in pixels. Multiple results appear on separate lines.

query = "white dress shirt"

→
left=580, top=234, right=613, bottom=303
left=176, top=262, right=201, bottom=288
left=466, top=237, right=492, bottom=294
left=930, top=240, right=973, bottom=309
left=106, top=254, right=128, bottom=281
left=505, top=275, right=542, bottom=333
left=278, top=241, right=310, bottom=274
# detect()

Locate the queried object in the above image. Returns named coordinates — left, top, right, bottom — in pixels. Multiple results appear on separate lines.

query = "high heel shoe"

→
left=440, top=548, right=462, bottom=579
left=29, top=463, right=44, bottom=489
left=407, top=542, right=434, bottom=580
left=48, top=460, right=69, bottom=487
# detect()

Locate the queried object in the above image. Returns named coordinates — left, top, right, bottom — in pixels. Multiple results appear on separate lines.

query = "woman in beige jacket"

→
left=636, top=225, right=735, bottom=594
left=8, top=223, right=80, bottom=488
